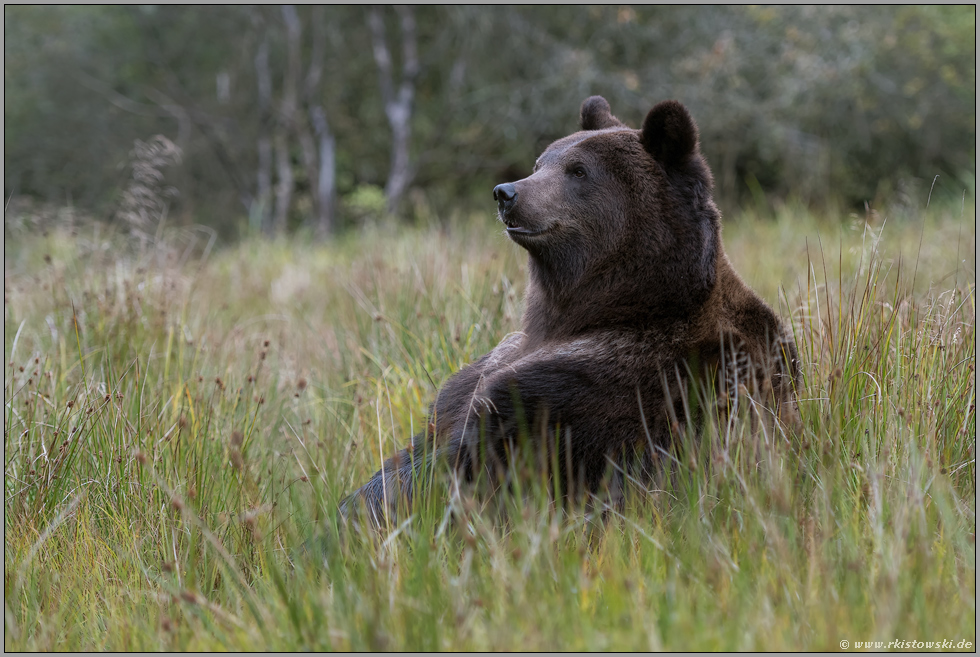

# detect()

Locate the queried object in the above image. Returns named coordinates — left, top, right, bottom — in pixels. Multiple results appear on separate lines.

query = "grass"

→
left=3, top=200, right=976, bottom=651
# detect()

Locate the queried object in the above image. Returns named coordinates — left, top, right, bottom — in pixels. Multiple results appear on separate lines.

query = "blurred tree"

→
left=368, top=5, right=419, bottom=215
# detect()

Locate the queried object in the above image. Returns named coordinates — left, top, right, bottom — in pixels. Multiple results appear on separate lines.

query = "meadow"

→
left=4, top=200, right=976, bottom=651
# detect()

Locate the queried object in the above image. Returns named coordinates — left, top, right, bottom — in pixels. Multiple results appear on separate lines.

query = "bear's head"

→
left=493, top=96, right=721, bottom=339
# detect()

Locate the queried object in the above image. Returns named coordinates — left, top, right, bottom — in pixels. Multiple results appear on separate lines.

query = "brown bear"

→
left=341, top=96, right=800, bottom=526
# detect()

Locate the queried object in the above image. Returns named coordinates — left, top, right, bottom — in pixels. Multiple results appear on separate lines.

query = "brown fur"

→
left=342, top=96, right=800, bottom=526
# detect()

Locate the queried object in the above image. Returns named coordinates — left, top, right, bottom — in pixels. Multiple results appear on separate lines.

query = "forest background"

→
left=5, top=5, right=976, bottom=234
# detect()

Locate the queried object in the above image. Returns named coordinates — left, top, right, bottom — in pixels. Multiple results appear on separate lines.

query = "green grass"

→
left=4, top=202, right=976, bottom=651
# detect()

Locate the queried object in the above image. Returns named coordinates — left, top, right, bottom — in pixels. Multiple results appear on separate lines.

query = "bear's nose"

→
left=493, top=183, right=517, bottom=214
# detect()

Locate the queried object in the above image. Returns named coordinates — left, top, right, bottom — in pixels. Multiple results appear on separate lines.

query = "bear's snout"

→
left=493, top=183, right=518, bottom=215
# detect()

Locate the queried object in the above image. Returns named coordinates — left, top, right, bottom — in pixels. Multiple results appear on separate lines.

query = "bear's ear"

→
left=641, top=100, right=699, bottom=168
left=580, top=96, right=624, bottom=131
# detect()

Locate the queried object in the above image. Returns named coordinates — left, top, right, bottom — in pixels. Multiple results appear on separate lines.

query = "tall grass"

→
left=4, top=201, right=975, bottom=650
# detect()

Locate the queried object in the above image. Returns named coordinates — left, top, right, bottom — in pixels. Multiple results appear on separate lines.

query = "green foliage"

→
left=343, top=184, right=389, bottom=225
left=4, top=201, right=975, bottom=650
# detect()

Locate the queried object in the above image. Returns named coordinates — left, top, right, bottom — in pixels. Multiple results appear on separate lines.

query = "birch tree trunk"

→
left=281, top=5, right=320, bottom=234
left=310, top=106, right=336, bottom=238
left=272, top=5, right=301, bottom=234
left=273, top=132, right=293, bottom=234
left=368, top=5, right=419, bottom=216
left=303, top=6, right=336, bottom=237
left=254, top=35, right=274, bottom=234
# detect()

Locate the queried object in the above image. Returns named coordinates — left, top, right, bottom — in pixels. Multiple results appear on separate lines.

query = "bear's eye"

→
left=570, top=166, right=586, bottom=178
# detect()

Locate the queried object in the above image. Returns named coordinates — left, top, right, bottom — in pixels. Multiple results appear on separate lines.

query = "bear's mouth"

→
left=500, top=214, right=548, bottom=240
left=505, top=225, right=545, bottom=238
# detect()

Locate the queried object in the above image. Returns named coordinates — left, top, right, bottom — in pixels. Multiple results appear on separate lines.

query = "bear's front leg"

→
left=337, top=423, right=494, bottom=529
left=338, top=439, right=420, bottom=527
left=340, top=355, right=661, bottom=527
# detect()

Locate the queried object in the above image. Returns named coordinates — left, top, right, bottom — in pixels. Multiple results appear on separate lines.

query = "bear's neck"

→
left=521, top=254, right=713, bottom=344
left=520, top=206, right=723, bottom=344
